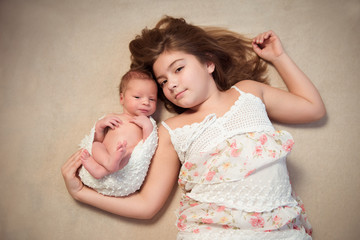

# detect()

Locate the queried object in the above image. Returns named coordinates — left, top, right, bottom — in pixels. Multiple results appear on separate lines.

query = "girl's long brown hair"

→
left=129, top=16, right=268, bottom=114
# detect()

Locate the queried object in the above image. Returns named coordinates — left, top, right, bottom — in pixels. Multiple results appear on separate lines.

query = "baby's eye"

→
left=159, top=80, right=167, bottom=88
left=150, top=98, right=156, bottom=102
left=134, top=96, right=140, bottom=99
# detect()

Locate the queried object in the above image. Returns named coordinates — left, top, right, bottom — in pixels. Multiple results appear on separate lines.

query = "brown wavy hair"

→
left=129, top=16, right=268, bottom=113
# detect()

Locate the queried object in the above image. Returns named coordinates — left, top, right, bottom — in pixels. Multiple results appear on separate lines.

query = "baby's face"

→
left=121, top=78, right=158, bottom=117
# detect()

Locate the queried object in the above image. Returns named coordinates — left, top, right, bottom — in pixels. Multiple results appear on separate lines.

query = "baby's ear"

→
left=120, top=93, right=124, bottom=104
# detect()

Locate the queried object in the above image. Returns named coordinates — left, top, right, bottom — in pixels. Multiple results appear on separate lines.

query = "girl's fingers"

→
left=62, top=149, right=82, bottom=177
left=253, top=30, right=273, bottom=44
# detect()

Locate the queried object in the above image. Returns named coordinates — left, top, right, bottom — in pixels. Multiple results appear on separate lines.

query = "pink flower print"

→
left=300, top=204, right=305, bottom=212
left=222, top=225, right=231, bottom=229
left=259, top=134, right=268, bottom=145
left=184, top=162, right=193, bottom=170
left=230, top=141, right=242, bottom=157
left=254, top=145, right=263, bottom=156
left=193, top=229, right=200, bottom=234
left=250, top=214, right=265, bottom=228
left=273, top=215, right=281, bottom=222
left=217, top=206, right=226, bottom=212
left=177, top=221, right=186, bottom=231
left=201, top=218, right=213, bottom=224
left=194, top=171, right=199, bottom=177
left=268, top=150, right=277, bottom=158
left=180, top=170, right=187, bottom=177
left=293, top=225, right=300, bottom=230
left=206, top=171, right=216, bottom=181
left=282, top=139, right=294, bottom=152
left=273, top=215, right=282, bottom=225
left=177, top=214, right=187, bottom=231
left=245, top=169, right=256, bottom=178
left=210, top=148, right=221, bottom=156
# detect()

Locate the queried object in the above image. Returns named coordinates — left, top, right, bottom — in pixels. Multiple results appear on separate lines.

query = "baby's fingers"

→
left=108, top=118, right=122, bottom=129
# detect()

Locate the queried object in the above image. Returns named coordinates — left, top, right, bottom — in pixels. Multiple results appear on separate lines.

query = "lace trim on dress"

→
left=161, top=86, right=275, bottom=164
left=187, top=177, right=298, bottom=212
left=177, top=228, right=312, bottom=240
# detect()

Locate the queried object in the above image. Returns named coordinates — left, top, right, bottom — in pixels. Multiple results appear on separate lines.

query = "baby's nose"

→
left=142, top=98, right=150, bottom=105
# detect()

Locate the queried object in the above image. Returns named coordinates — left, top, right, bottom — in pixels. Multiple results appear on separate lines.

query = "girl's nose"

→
left=167, top=78, right=178, bottom=90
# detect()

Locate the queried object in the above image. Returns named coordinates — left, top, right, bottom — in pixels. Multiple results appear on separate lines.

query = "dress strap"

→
left=161, top=121, right=172, bottom=133
left=231, top=85, right=245, bottom=95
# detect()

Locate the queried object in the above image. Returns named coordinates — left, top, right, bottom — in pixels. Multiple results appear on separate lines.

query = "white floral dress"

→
left=162, top=86, right=312, bottom=240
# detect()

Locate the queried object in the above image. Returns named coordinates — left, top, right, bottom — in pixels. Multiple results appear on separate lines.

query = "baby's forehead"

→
left=126, top=78, right=158, bottom=92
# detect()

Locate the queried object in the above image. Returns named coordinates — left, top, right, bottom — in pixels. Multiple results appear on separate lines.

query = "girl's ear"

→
left=206, top=61, right=215, bottom=74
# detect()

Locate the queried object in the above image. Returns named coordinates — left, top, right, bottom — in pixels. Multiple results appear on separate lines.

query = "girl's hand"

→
left=252, top=30, right=285, bottom=63
left=61, top=149, right=85, bottom=200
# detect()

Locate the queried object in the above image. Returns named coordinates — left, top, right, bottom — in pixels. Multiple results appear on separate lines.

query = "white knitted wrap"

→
left=78, top=117, right=158, bottom=197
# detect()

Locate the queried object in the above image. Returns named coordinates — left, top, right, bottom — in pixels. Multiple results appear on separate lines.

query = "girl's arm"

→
left=61, top=125, right=180, bottom=219
left=251, top=30, right=326, bottom=124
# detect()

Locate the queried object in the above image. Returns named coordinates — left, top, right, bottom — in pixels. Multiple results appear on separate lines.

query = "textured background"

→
left=0, top=0, right=359, bottom=239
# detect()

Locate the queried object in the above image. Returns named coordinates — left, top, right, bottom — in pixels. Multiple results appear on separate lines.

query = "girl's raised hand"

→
left=61, top=149, right=85, bottom=200
left=252, top=30, right=284, bottom=63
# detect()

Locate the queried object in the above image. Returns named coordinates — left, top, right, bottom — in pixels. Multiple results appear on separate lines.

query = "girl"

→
left=62, top=16, right=325, bottom=239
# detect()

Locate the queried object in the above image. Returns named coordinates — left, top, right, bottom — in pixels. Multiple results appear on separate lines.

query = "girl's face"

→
left=153, top=51, right=215, bottom=109
left=120, top=78, right=157, bottom=117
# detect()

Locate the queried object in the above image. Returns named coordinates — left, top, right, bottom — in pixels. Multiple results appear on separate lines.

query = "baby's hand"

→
left=130, top=116, right=153, bottom=140
left=252, top=30, right=284, bottom=63
left=130, top=115, right=151, bottom=128
left=95, top=115, right=122, bottom=134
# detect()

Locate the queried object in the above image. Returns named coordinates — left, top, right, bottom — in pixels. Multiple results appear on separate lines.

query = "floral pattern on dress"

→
left=179, top=131, right=294, bottom=187
left=176, top=131, right=312, bottom=238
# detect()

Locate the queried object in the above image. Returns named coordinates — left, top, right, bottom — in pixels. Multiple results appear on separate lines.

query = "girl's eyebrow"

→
left=156, top=58, right=184, bottom=80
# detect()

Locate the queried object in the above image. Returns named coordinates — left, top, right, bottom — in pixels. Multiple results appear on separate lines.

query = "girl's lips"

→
left=175, top=90, right=186, bottom=99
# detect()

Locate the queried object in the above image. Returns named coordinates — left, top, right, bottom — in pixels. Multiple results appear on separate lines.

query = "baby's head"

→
left=119, top=69, right=158, bottom=117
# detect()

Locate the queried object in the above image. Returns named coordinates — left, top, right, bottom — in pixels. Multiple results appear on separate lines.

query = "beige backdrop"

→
left=1, top=0, right=359, bottom=239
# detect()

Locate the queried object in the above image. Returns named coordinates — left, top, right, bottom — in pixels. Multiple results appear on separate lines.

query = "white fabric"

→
left=78, top=117, right=158, bottom=197
left=177, top=228, right=312, bottom=240
left=162, top=86, right=312, bottom=239
left=162, top=86, right=275, bottom=165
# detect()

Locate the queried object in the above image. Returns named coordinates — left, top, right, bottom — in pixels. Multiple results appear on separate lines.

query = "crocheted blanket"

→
left=78, top=117, right=158, bottom=196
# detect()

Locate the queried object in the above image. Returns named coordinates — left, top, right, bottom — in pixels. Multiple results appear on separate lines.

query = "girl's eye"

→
left=160, top=80, right=167, bottom=88
left=175, top=66, right=184, bottom=73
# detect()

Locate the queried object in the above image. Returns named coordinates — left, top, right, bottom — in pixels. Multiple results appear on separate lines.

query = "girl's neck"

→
left=187, top=89, right=225, bottom=115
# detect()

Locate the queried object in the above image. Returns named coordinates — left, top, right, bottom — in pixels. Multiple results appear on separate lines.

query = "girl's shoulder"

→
left=234, top=80, right=265, bottom=101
